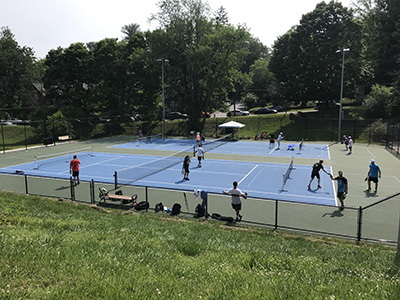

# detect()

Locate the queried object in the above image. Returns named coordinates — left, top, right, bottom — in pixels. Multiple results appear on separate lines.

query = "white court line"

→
left=269, top=145, right=278, bottom=154
left=366, top=148, right=375, bottom=157
left=394, top=176, right=400, bottom=184
left=239, top=165, right=258, bottom=185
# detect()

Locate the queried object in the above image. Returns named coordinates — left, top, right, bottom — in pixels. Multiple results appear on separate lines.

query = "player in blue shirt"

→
left=331, top=171, right=348, bottom=211
left=366, top=159, right=381, bottom=192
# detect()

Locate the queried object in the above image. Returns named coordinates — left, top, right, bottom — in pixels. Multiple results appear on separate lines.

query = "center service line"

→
left=239, top=165, right=258, bottom=185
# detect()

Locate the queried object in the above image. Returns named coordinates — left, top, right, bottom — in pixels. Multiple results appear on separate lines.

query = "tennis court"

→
left=111, top=137, right=330, bottom=159
left=0, top=148, right=336, bottom=206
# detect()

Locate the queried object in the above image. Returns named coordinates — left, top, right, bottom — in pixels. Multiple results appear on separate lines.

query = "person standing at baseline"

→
left=348, top=136, right=353, bottom=154
left=308, top=160, right=331, bottom=189
left=366, top=159, right=381, bottom=192
left=182, top=155, right=191, bottom=181
left=223, top=181, right=247, bottom=222
left=196, top=144, right=204, bottom=168
left=277, top=132, right=284, bottom=149
left=331, top=171, right=348, bottom=211
left=69, top=155, right=81, bottom=186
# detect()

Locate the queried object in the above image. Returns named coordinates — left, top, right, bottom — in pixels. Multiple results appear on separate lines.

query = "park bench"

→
left=98, top=188, right=137, bottom=205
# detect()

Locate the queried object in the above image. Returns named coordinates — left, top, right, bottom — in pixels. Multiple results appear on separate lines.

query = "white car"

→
left=7, top=118, right=23, bottom=124
left=0, top=120, right=13, bottom=125
left=227, top=110, right=250, bottom=117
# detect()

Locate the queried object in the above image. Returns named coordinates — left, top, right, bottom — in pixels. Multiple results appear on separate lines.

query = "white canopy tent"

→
left=218, top=121, right=245, bottom=139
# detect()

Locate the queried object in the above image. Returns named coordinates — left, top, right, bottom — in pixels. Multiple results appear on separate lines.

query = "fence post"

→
left=357, top=206, right=363, bottom=243
left=1, top=124, right=5, bottom=154
left=25, top=174, right=28, bottom=194
left=90, top=179, right=94, bottom=204
left=114, top=171, right=118, bottom=190
left=274, top=200, right=278, bottom=230
left=397, top=213, right=400, bottom=254
left=70, top=176, right=75, bottom=201
left=145, top=186, right=148, bottom=211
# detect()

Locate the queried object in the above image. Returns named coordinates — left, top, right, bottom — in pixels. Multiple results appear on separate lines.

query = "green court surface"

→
left=0, top=136, right=399, bottom=244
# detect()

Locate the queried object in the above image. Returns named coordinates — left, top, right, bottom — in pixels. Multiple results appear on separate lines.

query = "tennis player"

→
left=182, top=155, right=191, bottom=180
left=69, top=155, right=81, bottom=186
left=366, top=159, right=381, bottom=192
left=277, top=132, right=284, bottom=149
left=331, top=171, right=348, bottom=211
left=197, top=145, right=204, bottom=167
left=308, top=160, right=331, bottom=189
left=223, top=181, right=247, bottom=222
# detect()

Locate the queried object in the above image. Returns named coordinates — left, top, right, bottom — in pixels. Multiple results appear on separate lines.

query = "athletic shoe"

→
left=238, top=214, right=242, bottom=221
left=318, top=185, right=322, bottom=188
left=307, top=184, right=311, bottom=189
left=340, top=205, right=344, bottom=211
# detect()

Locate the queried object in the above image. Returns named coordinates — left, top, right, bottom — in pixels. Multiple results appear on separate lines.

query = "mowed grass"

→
left=1, top=191, right=399, bottom=300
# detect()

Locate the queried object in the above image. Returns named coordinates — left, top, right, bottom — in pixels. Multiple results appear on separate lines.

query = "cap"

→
left=370, top=159, right=375, bottom=163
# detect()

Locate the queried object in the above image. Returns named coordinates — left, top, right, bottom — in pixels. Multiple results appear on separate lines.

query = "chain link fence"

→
left=1, top=173, right=398, bottom=246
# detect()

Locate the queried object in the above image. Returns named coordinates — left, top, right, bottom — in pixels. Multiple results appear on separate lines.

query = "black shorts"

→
left=368, top=176, right=378, bottom=183
left=72, top=171, right=79, bottom=177
left=231, top=203, right=241, bottom=211
left=311, top=172, right=320, bottom=179
left=198, top=156, right=203, bottom=162
left=337, top=191, right=344, bottom=199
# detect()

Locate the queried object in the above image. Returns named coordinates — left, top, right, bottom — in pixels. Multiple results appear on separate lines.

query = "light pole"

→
left=336, top=48, right=350, bottom=142
left=157, top=58, right=168, bottom=140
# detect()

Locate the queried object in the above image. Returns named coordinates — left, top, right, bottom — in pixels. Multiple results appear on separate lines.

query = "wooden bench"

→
left=98, top=188, right=137, bottom=205
left=58, top=135, right=71, bottom=142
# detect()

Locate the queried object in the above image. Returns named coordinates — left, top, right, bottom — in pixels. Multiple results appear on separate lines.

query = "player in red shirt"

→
left=69, top=155, right=81, bottom=186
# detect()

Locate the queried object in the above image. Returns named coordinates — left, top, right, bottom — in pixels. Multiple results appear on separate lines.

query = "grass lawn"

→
left=1, top=191, right=399, bottom=299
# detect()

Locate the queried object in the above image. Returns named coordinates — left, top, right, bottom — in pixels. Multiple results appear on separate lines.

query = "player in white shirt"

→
left=223, top=181, right=247, bottom=222
left=197, top=145, right=204, bottom=167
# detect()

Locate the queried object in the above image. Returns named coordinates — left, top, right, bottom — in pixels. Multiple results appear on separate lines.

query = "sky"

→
left=1, top=0, right=353, bottom=59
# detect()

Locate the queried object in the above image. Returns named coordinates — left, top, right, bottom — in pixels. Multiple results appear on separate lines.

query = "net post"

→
left=114, top=171, right=118, bottom=190
left=91, top=146, right=94, bottom=153
left=34, top=156, right=37, bottom=169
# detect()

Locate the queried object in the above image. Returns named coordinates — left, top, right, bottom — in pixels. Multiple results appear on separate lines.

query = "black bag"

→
left=115, top=190, right=123, bottom=195
left=211, top=213, right=234, bottom=223
left=155, top=202, right=164, bottom=212
left=134, top=201, right=149, bottom=211
left=195, top=204, right=205, bottom=217
left=171, top=203, right=181, bottom=215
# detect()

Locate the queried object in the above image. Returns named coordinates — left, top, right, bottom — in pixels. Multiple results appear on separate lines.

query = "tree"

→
left=121, top=23, right=141, bottom=40
left=269, top=1, right=363, bottom=105
left=0, top=27, right=37, bottom=119
left=150, top=0, right=251, bottom=130
left=363, top=84, right=394, bottom=118
left=355, top=0, right=400, bottom=85
left=247, top=58, right=277, bottom=107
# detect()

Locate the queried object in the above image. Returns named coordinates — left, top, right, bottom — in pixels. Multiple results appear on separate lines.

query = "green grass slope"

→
left=0, top=191, right=399, bottom=299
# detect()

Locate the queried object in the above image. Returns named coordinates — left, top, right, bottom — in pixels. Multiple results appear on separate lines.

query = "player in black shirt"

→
left=308, top=160, right=331, bottom=189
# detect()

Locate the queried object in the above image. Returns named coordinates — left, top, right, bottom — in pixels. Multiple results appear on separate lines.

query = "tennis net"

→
left=280, top=156, right=295, bottom=192
left=136, top=134, right=162, bottom=146
left=34, top=146, right=94, bottom=169
left=195, top=133, right=233, bottom=155
left=116, top=145, right=194, bottom=185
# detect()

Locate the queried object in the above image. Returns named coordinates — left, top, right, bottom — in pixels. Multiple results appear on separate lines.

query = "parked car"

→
left=253, top=108, right=278, bottom=114
left=269, top=106, right=283, bottom=112
left=166, top=112, right=188, bottom=120
left=314, top=101, right=340, bottom=110
left=0, top=120, right=13, bottom=126
left=227, top=110, right=250, bottom=117
left=7, top=118, right=23, bottom=124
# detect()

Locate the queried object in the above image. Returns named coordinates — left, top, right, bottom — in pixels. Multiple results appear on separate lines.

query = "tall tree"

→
left=355, top=0, right=400, bottom=85
left=150, top=0, right=251, bottom=130
left=270, top=1, right=363, bottom=105
left=0, top=27, right=37, bottom=119
left=121, top=23, right=141, bottom=40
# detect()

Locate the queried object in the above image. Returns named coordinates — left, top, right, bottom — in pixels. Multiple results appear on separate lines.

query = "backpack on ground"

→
left=134, top=201, right=149, bottom=211
left=211, top=213, right=234, bottom=223
left=195, top=204, right=205, bottom=217
left=155, top=202, right=164, bottom=212
left=171, top=203, right=181, bottom=215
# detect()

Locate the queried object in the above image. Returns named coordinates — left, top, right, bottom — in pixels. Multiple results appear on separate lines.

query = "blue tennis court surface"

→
left=111, top=138, right=330, bottom=159
left=0, top=151, right=336, bottom=206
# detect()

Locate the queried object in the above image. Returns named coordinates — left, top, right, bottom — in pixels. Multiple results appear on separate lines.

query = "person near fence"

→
left=348, top=136, right=353, bottom=154
left=182, top=155, right=191, bottom=181
left=343, top=135, right=349, bottom=150
left=366, top=159, right=381, bottom=192
left=69, top=155, right=81, bottom=186
left=223, top=181, right=247, bottom=222
left=331, top=171, right=348, bottom=211
left=308, top=160, right=331, bottom=189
